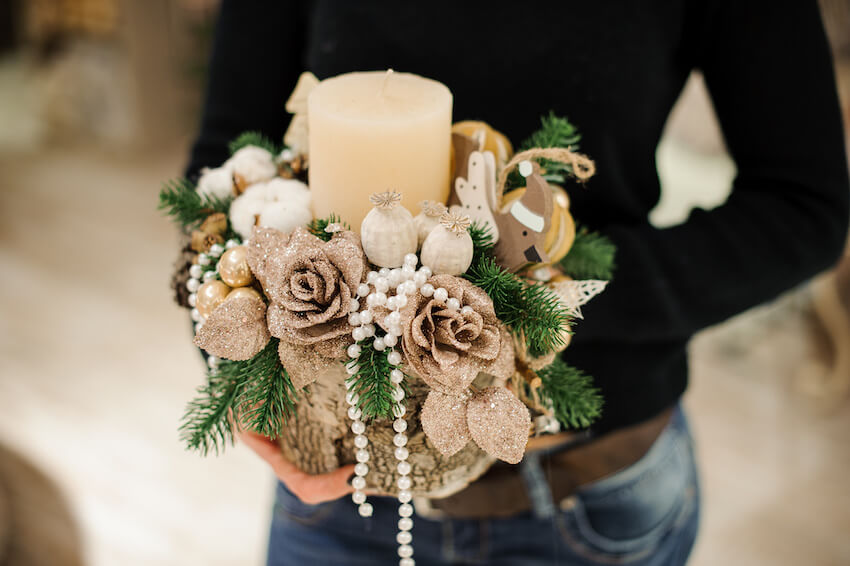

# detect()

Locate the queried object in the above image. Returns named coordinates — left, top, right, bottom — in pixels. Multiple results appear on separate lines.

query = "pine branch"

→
left=465, top=255, right=525, bottom=311
left=235, top=339, right=298, bottom=438
left=179, top=338, right=297, bottom=455
left=468, top=221, right=495, bottom=263
left=158, top=178, right=232, bottom=231
left=347, top=339, right=405, bottom=420
left=228, top=131, right=280, bottom=155
left=179, top=367, right=246, bottom=456
left=521, top=112, right=582, bottom=151
left=308, top=214, right=351, bottom=242
left=520, top=281, right=573, bottom=358
left=465, top=255, right=571, bottom=358
left=559, top=226, right=617, bottom=281
left=507, top=112, right=583, bottom=190
left=537, top=358, right=603, bottom=429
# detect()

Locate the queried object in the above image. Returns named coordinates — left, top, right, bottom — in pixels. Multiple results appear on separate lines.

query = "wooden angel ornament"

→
left=284, top=72, right=320, bottom=156
left=494, top=161, right=553, bottom=272
left=453, top=148, right=500, bottom=242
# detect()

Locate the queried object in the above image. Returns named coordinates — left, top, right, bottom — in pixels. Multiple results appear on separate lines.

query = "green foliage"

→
left=537, top=358, right=603, bottom=429
left=465, top=255, right=523, bottom=310
left=346, top=339, right=407, bottom=420
left=519, top=281, right=574, bottom=358
left=235, top=339, right=298, bottom=438
left=559, top=226, right=617, bottom=281
left=179, top=339, right=297, bottom=455
left=179, top=366, right=246, bottom=456
left=507, top=113, right=583, bottom=190
left=521, top=112, right=581, bottom=151
left=465, top=255, right=572, bottom=358
left=468, top=221, right=495, bottom=263
left=308, top=214, right=351, bottom=242
left=158, top=178, right=232, bottom=231
left=228, top=131, right=280, bottom=155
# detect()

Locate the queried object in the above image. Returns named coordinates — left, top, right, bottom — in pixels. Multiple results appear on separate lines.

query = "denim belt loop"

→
left=519, top=450, right=558, bottom=519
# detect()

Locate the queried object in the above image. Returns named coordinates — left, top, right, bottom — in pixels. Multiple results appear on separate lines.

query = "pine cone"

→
left=171, top=239, right=196, bottom=308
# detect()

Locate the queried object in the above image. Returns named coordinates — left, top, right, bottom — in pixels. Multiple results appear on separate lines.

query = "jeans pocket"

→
left=273, top=481, right=339, bottom=526
left=556, top=416, right=698, bottom=562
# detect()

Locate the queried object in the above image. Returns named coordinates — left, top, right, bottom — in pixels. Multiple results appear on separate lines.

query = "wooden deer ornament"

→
left=493, top=161, right=554, bottom=272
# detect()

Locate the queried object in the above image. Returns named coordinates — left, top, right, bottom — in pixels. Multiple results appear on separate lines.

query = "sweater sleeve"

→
left=575, top=0, right=849, bottom=344
left=184, top=0, right=305, bottom=178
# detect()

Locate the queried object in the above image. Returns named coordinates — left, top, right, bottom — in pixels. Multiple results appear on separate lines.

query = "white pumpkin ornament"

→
left=420, top=211, right=474, bottom=275
left=413, top=200, right=448, bottom=247
left=361, top=191, right=418, bottom=268
left=228, top=177, right=312, bottom=239
left=453, top=150, right=500, bottom=242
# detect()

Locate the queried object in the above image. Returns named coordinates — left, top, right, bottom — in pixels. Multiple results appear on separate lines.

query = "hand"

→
left=238, top=430, right=355, bottom=504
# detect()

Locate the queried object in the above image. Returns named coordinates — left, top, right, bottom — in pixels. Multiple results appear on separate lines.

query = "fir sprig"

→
left=235, top=339, right=298, bottom=438
left=346, top=339, right=406, bottom=420
left=519, top=281, right=574, bottom=358
left=468, top=221, right=496, bottom=263
left=521, top=112, right=582, bottom=151
left=559, top=226, right=617, bottom=281
left=179, top=367, right=246, bottom=456
left=308, top=214, right=351, bottom=241
left=179, top=338, right=297, bottom=455
left=158, top=178, right=232, bottom=231
left=228, top=131, right=280, bottom=155
left=465, top=255, right=572, bottom=358
left=537, top=358, right=603, bottom=429
left=507, top=113, right=583, bottom=190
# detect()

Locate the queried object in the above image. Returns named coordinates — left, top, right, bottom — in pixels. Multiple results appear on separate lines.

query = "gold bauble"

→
left=226, top=287, right=263, bottom=302
left=218, top=246, right=255, bottom=287
left=547, top=186, right=576, bottom=265
left=452, top=121, right=514, bottom=166
left=196, top=280, right=231, bottom=317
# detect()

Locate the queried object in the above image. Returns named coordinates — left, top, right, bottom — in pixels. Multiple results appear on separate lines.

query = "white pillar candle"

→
left=308, top=70, right=452, bottom=228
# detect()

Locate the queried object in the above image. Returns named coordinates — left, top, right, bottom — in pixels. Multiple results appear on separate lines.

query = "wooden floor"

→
left=0, top=139, right=848, bottom=565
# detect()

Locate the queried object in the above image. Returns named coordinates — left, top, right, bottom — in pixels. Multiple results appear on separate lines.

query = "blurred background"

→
left=0, top=1, right=849, bottom=565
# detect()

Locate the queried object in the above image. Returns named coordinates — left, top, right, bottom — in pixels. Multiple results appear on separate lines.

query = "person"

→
left=186, top=2, right=850, bottom=564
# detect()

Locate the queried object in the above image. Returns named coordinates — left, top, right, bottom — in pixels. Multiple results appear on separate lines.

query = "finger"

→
left=279, top=463, right=356, bottom=504
left=298, top=464, right=357, bottom=500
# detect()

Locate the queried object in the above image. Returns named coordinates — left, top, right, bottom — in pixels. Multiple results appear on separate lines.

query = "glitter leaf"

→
left=467, top=387, right=530, bottom=464
left=421, top=390, right=471, bottom=457
left=193, top=295, right=271, bottom=361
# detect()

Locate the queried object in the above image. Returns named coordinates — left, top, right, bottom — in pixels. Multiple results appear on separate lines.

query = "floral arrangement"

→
left=160, top=71, right=616, bottom=566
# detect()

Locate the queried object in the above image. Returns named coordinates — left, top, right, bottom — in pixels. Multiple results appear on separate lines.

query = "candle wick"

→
left=379, top=68, right=394, bottom=97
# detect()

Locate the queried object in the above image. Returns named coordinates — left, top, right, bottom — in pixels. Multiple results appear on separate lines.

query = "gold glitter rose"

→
left=388, top=274, right=530, bottom=463
left=397, top=274, right=502, bottom=392
left=245, top=226, right=369, bottom=387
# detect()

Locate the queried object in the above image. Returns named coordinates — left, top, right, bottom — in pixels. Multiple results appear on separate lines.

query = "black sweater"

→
left=187, top=0, right=849, bottom=435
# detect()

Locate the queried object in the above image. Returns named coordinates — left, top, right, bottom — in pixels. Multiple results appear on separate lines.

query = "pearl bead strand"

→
left=347, top=252, right=428, bottom=566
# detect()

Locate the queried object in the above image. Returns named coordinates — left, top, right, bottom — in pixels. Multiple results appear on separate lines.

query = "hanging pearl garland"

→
left=346, top=252, right=439, bottom=566
left=190, top=241, right=446, bottom=565
left=186, top=239, right=240, bottom=373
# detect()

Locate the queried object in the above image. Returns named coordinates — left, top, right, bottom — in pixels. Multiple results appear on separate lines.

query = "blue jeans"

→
left=267, top=406, right=699, bottom=565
